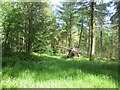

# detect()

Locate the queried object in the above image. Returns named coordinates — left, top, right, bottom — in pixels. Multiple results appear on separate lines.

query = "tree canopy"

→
left=0, top=1, right=119, bottom=60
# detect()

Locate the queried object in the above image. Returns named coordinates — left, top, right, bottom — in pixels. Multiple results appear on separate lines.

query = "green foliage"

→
left=2, top=54, right=119, bottom=88
left=0, top=2, right=118, bottom=59
left=1, top=2, right=57, bottom=55
left=0, top=1, right=119, bottom=88
left=56, top=2, right=78, bottom=48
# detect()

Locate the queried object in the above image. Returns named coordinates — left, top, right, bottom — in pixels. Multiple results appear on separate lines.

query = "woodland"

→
left=0, top=1, right=120, bottom=88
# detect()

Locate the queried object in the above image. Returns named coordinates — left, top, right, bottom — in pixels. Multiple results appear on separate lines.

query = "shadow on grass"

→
left=2, top=54, right=119, bottom=84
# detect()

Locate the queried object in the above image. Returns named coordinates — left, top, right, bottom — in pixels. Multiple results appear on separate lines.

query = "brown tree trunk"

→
left=89, top=1, right=95, bottom=61
left=26, top=3, right=33, bottom=54
left=100, top=24, right=103, bottom=58
left=78, top=20, right=83, bottom=48
left=68, top=30, right=72, bottom=48
left=88, top=20, right=91, bottom=56
left=117, top=2, right=120, bottom=60
left=118, top=21, right=120, bottom=60
left=68, top=12, right=73, bottom=48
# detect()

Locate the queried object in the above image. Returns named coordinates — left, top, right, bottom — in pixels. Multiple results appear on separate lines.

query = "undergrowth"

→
left=2, top=53, right=119, bottom=88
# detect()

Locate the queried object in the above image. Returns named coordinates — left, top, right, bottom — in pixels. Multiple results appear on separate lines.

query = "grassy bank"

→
left=2, top=53, right=119, bottom=88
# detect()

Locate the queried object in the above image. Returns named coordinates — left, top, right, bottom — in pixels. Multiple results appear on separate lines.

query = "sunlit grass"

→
left=2, top=53, right=118, bottom=88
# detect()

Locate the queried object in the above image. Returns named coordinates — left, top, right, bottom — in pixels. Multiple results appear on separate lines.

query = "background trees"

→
left=110, top=1, right=120, bottom=59
left=1, top=1, right=119, bottom=88
left=0, top=1, right=119, bottom=60
left=1, top=2, right=57, bottom=55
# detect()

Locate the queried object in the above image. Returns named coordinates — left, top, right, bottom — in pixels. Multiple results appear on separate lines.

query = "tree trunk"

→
left=89, top=1, right=95, bottom=61
left=118, top=20, right=120, bottom=60
left=88, top=20, right=91, bottom=56
left=68, top=30, right=72, bottom=48
left=100, top=24, right=103, bottom=58
left=61, top=40, right=64, bottom=54
left=117, top=2, right=120, bottom=60
left=68, top=11, right=73, bottom=48
left=78, top=20, right=83, bottom=48
left=92, top=24, right=96, bottom=55
left=68, top=17, right=72, bottom=48
left=26, top=3, right=33, bottom=54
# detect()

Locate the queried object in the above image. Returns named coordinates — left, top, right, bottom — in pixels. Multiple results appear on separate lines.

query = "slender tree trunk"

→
left=68, top=13, right=72, bottom=48
left=118, top=20, right=120, bottom=60
left=69, top=30, right=72, bottom=48
left=27, top=20, right=32, bottom=54
left=78, top=20, right=83, bottom=48
left=92, top=23, right=95, bottom=55
left=65, top=35, right=68, bottom=54
left=89, top=1, right=95, bottom=61
left=26, top=3, right=33, bottom=54
left=88, top=20, right=91, bottom=56
left=61, top=40, right=64, bottom=54
left=100, top=24, right=103, bottom=58
left=117, top=2, right=120, bottom=59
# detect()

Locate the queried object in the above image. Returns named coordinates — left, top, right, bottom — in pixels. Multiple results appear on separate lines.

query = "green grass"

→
left=2, top=53, right=119, bottom=88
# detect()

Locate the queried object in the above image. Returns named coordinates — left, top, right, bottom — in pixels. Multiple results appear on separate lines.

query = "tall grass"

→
left=2, top=53, right=119, bottom=88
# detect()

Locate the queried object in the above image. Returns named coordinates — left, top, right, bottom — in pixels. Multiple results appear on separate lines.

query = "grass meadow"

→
left=1, top=53, right=119, bottom=88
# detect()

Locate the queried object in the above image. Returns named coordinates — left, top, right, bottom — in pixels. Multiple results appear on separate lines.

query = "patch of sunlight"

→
left=40, top=54, right=49, bottom=56
left=32, top=52, right=40, bottom=56
left=76, top=57, right=89, bottom=61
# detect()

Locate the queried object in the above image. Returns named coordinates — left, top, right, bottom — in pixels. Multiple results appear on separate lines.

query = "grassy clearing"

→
left=2, top=53, right=119, bottom=88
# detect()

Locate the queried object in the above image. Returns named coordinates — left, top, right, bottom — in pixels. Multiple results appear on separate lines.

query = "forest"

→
left=0, top=0, right=119, bottom=88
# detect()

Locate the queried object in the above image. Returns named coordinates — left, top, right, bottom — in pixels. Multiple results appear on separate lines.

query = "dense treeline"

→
left=0, top=1, right=120, bottom=60
left=1, top=2, right=58, bottom=55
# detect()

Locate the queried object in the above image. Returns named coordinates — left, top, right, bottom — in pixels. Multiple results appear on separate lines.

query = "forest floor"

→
left=1, top=53, right=119, bottom=88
